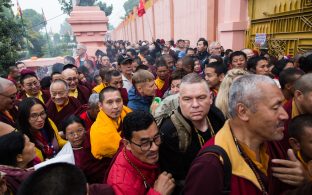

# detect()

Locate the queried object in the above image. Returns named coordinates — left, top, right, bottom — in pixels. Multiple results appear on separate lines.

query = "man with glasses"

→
left=107, top=111, right=175, bottom=195
left=0, top=78, right=18, bottom=127
left=19, top=70, right=50, bottom=103
left=46, top=79, right=82, bottom=131
left=62, top=68, right=91, bottom=104
left=209, top=41, right=222, bottom=56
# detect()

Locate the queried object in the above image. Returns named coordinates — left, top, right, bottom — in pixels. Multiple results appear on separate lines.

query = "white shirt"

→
left=122, top=74, right=133, bottom=92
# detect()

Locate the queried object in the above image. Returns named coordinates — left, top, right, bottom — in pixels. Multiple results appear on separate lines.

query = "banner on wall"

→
left=255, top=33, right=267, bottom=47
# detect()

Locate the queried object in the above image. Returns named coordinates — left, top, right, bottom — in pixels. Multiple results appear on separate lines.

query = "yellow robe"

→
left=35, top=119, right=67, bottom=161
left=92, top=83, right=106, bottom=94
left=90, top=106, right=132, bottom=159
left=214, top=120, right=269, bottom=191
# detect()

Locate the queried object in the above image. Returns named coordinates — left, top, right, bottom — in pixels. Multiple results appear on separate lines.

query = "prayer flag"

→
left=42, top=8, right=47, bottom=26
left=16, top=0, right=22, bottom=17
left=138, top=0, right=145, bottom=17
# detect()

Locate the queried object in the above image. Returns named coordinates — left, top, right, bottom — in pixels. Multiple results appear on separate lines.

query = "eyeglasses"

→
left=66, top=128, right=85, bottom=138
left=65, top=77, right=78, bottom=83
left=0, top=92, right=17, bottom=100
left=24, top=81, right=40, bottom=88
left=51, top=91, right=67, bottom=97
left=130, top=133, right=163, bottom=151
left=29, top=111, right=47, bottom=121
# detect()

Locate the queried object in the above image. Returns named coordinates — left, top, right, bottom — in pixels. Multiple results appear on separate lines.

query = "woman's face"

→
left=65, top=122, right=86, bottom=148
left=194, top=60, right=201, bottom=73
left=28, top=104, right=47, bottom=131
left=20, top=135, right=36, bottom=165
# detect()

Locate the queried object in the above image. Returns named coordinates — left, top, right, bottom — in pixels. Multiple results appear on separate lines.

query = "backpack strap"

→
left=197, top=145, right=232, bottom=194
left=170, top=110, right=192, bottom=152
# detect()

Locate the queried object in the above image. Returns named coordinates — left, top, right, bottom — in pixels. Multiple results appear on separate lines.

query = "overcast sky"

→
left=12, top=0, right=126, bottom=33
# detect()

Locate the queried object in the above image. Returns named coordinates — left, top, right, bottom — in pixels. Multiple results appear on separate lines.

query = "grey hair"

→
left=88, top=93, right=99, bottom=107
left=0, top=78, right=15, bottom=94
left=180, top=73, right=210, bottom=91
left=209, top=41, right=221, bottom=50
left=228, top=75, right=276, bottom=118
left=50, top=79, right=69, bottom=92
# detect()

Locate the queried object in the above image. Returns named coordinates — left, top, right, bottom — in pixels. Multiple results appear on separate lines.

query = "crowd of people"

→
left=1, top=37, right=312, bottom=195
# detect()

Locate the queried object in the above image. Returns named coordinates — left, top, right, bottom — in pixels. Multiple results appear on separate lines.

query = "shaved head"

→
left=294, top=73, right=312, bottom=94
left=62, top=68, right=78, bottom=91
left=0, top=78, right=15, bottom=94
left=62, top=68, right=77, bottom=76
left=0, top=78, right=17, bottom=111
left=0, top=122, right=15, bottom=137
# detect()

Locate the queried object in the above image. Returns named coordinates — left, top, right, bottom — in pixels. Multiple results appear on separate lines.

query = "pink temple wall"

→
left=173, top=0, right=209, bottom=47
left=112, top=0, right=249, bottom=50
left=143, top=7, right=154, bottom=41
left=154, top=0, right=171, bottom=41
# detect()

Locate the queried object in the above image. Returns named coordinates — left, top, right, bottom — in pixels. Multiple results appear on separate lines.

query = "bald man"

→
left=46, top=80, right=82, bottom=131
left=282, top=73, right=312, bottom=150
left=0, top=78, right=18, bottom=127
left=0, top=122, right=15, bottom=137
left=62, top=68, right=91, bottom=105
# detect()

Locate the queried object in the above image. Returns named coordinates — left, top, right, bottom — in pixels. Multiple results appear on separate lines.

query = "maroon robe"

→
left=155, top=78, right=170, bottom=98
left=0, top=165, right=33, bottom=194
left=77, top=84, right=91, bottom=105
left=0, top=107, right=18, bottom=128
left=46, top=97, right=82, bottom=131
left=183, top=137, right=295, bottom=195
left=73, top=133, right=111, bottom=184
left=120, top=88, right=128, bottom=105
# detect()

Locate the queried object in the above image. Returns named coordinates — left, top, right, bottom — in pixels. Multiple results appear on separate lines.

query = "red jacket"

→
left=80, top=111, right=95, bottom=131
left=107, top=148, right=161, bottom=195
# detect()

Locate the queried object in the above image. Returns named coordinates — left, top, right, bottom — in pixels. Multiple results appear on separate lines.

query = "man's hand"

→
left=271, top=149, right=309, bottom=186
left=154, top=171, right=175, bottom=195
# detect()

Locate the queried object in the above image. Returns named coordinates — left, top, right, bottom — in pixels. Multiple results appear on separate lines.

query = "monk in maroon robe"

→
left=155, top=58, right=170, bottom=98
left=62, top=115, right=110, bottom=184
left=46, top=80, right=82, bottom=131
left=0, top=78, right=18, bottom=128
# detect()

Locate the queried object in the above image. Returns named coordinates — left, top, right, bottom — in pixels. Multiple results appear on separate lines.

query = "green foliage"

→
left=58, top=0, right=73, bottom=15
left=97, top=1, right=112, bottom=16
left=23, top=9, right=46, bottom=32
left=58, top=0, right=113, bottom=16
left=0, top=2, right=26, bottom=75
left=123, top=0, right=139, bottom=16
left=60, top=20, right=72, bottom=35
left=108, top=23, right=114, bottom=30
left=27, top=31, right=46, bottom=57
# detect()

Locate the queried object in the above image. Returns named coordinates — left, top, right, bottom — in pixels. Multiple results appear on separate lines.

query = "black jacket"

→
left=159, top=105, right=225, bottom=182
